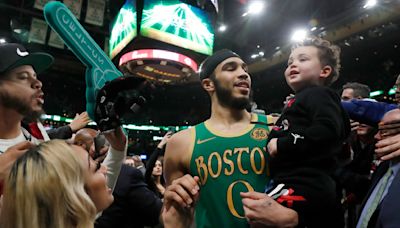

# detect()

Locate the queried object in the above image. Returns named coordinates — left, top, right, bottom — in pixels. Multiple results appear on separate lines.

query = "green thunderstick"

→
left=43, top=1, right=122, bottom=119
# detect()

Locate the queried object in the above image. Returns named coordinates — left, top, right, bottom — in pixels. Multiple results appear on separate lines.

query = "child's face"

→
left=285, top=46, right=324, bottom=92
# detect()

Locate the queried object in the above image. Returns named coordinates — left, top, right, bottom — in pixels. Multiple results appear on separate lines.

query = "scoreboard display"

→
left=109, top=0, right=137, bottom=59
left=140, top=0, right=215, bottom=55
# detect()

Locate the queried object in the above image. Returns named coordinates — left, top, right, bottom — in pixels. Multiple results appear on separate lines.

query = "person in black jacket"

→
left=47, top=111, right=91, bottom=139
left=22, top=111, right=91, bottom=140
left=145, top=131, right=172, bottom=198
left=356, top=108, right=400, bottom=227
left=335, top=82, right=377, bottom=228
left=266, top=36, right=350, bottom=228
left=95, top=164, right=163, bottom=228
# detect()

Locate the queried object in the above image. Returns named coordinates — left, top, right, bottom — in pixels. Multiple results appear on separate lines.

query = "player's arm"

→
left=163, top=129, right=199, bottom=227
left=164, top=128, right=192, bottom=185
left=164, top=129, right=200, bottom=207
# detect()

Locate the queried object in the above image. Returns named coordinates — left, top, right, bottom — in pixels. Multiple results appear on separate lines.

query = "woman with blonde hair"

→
left=0, top=139, right=114, bottom=228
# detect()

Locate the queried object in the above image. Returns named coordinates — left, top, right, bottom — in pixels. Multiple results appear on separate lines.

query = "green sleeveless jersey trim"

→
left=189, top=113, right=271, bottom=228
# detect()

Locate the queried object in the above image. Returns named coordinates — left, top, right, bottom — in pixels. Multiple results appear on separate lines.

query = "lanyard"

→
left=21, top=127, right=32, bottom=142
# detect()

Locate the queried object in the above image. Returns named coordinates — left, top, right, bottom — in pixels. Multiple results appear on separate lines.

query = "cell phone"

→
left=94, top=133, right=106, bottom=159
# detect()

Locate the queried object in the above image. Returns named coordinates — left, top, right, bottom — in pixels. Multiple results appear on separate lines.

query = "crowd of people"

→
left=0, top=35, right=400, bottom=228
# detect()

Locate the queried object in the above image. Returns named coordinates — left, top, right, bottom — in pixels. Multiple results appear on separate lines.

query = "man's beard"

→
left=213, top=78, right=250, bottom=110
left=0, top=91, right=44, bottom=122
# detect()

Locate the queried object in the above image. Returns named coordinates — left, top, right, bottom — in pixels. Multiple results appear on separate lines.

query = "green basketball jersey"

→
left=189, top=113, right=271, bottom=228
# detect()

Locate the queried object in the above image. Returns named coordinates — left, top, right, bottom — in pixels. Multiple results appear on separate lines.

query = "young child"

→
left=267, top=36, right=350, bottom=228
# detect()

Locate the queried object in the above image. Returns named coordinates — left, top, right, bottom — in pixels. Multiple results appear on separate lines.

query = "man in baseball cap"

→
left=0, top=43, right=53, bottom=74
left=0, top=43, right=54, bottom=190
left=0, top=43, right=128, bottom=204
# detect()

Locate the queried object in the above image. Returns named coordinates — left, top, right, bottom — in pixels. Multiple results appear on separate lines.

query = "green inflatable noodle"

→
left=43, top=1, right=122, bottom=120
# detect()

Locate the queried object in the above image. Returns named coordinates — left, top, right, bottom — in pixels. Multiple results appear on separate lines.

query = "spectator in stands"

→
left=356, top=108, right=400, bottom=227
left=72, top=127, right=126, bottom=193
left=341, top=82, right=371, bottom=101
left=145, top=131, right=172, bottom=198
left=46, top=111, right=91, bottom=139
left=336, top=82, right=377, bottom=227
left=0, top=43, right=53, bottom=152
left=124, top=156, right=136, bottom=167
left=96, top=137, right=165, bottom=227
left=73, top=128, right=108, bottom=159
left=0, top=140, right=113, bottom=228
left=95, top=162, right=163, bottom=228
left=0, top=43, right=54, bottom=195
left=0, top=43, right=126, bottom=197
left=132, top=155, right=146, bottom=176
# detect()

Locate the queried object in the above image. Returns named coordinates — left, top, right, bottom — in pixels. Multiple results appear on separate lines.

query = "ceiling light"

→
left=251, top=54, right=258, bottom=59
left=0, top=38, right=6, bottom=44
left=273, top=50, right=282, bottom=57
left=218, top=24, right=227, bottom=32
left=363, top=0, right=377, bottom=9
left=291, top=29, right=308, bottom=42
left=258, top=51, right=264, bottom=56
left=248, top=1, right=264, bottom=15
left=310, top=27, right=317, bottom=31
left=242, top=1, right=264, bottom=16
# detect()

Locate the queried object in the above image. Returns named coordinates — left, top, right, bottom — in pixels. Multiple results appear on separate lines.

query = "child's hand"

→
left=283, top=94, right=295, bottom=107
left=267, top=139, right=278, bottom=157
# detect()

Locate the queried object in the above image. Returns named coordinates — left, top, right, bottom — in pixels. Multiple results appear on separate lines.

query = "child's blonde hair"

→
left=293, top=36, right=341, bottom=85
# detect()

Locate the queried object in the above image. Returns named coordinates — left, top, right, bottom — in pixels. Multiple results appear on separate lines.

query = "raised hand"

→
left=157, top=131, right=173, bottom=149
left=69, top=112, right=91, bottom=132
left=378, top=119, right=400, bottom=137
left=375, top=133, right=400, bottom=160
left=103, top=127, right=127, bottom=151
left=0, top=141, right=35, bottom=181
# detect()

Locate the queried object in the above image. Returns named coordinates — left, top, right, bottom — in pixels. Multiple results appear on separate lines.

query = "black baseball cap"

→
left=0, top=43, right=54, bottom=75
left=198, top=49, right=240, bottom=80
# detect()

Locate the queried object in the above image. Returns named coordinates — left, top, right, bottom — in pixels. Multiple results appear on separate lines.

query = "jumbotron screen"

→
left=140, top=0, right=215, bottom=55
left=109, top=0, right=137, bottom=59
